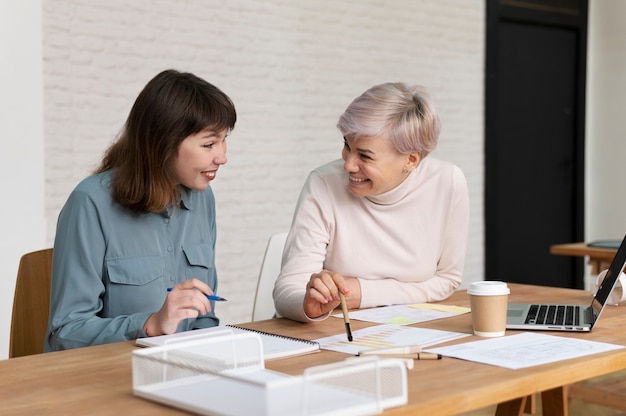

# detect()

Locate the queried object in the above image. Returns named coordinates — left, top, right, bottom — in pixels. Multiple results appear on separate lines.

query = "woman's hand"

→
left=143, top=278, right=213, bottom=336
left=303, top=270, right=361, bottom=318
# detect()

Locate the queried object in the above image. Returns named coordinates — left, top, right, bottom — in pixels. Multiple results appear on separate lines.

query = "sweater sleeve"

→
left=46, top=190, right=150, bottom=351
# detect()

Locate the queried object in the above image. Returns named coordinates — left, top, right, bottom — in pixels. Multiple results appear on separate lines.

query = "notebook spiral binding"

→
left=227, top=324, right=319, bottom=346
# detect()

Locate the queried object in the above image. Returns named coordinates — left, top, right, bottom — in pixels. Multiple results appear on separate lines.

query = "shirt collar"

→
left=163, top=186, right=194, bottom=217
left=179, top=186, right=194, bottom=210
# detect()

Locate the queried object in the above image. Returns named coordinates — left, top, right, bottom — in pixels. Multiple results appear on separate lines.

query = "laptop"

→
left=506, top=233, right=626, bottom=332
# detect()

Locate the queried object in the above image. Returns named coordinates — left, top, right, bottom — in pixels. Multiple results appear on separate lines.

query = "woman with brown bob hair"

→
left=46, top=69, right=236, bottom=351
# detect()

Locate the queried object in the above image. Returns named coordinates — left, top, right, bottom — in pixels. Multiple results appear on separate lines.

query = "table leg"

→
left=524, top=393, right=536, bottom=414
left=541, top=386, right=568, bottom=416
left=495, top=390, right=564, bottom=416
left=495, top=396, right=527, bottom=416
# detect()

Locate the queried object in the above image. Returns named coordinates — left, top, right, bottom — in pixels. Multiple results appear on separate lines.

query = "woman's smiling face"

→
left=172, top=127, right=229, bottom=191
left=341, top=135, right=419, bottom=197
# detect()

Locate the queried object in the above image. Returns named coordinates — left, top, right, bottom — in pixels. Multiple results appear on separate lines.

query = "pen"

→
left=357, top=352, right=442, bottom=360
left=166, top=287, right=227, bottom=302
left=339, top=292, right=353, bottom=342
left=357, top=345, right=422, bottom=356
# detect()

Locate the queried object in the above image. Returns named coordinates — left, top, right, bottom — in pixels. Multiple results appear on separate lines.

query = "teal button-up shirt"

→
left=45, top=170, right=219, bottom=351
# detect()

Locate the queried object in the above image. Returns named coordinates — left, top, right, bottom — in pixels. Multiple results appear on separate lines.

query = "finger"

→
left=317, top=272, right=344, bottom=301
left=306, top=284, right=332, bottom=304
left=329, top=272, right=350, bottom=296
left=167, top=287, right=211, bottom=315
left=309, top=275, right=336, bottom=302
left=189, top=277, right=214, bottom=295
left=162, top=308, right=201, bottom=333
left=177, top=278, right=214, bottom=296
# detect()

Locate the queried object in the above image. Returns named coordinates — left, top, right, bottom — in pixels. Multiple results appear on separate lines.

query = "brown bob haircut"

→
left=96, top=69, right=236, bottom=213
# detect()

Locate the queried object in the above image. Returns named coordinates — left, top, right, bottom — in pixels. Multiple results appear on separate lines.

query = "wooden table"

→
left=550, top=242, right=618, bottom=274
left=2, top=283, right=626, bottom=415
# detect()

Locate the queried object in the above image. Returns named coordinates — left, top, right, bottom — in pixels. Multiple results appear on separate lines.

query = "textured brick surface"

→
left=42, top=0, right=485, bottom=325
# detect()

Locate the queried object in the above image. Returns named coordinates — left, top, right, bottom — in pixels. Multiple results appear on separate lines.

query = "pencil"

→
left=357, top=352, right=442, bottom=360
left=357, top=345, right=422, bottom=356
left=166, top=287, right=227, bottom=302
left=339, top=292, right=353, bottom=342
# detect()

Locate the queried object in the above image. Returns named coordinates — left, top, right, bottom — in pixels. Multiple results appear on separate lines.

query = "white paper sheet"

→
left=315, top=324, right=470, bottom=355
left=425, top=332, right=625, bottom=369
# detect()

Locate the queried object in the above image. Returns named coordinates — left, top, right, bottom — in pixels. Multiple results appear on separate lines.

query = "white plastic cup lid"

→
left=467, top=281, right=510, bottom=296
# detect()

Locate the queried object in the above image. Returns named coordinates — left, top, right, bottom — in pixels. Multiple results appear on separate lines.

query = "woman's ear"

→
left=405, top=153, right=420, bottom=172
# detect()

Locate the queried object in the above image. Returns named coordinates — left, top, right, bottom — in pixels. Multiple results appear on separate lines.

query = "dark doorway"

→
left=485, top=0, right=587, bottom=288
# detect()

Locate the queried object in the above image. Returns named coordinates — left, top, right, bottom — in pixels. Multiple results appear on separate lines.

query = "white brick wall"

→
left=42, top=0, right=485, bottom=325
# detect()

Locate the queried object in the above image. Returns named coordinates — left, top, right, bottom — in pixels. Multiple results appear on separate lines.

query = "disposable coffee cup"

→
left=594, top=269, right=626, bottom=306
left=467, top=281, right=510, bottom=337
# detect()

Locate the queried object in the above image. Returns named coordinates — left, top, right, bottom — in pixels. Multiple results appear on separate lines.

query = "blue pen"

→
left=166, top=287, right=227, bottom=301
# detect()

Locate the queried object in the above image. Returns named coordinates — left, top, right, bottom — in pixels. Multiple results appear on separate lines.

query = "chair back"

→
left=9, top=248, right=53, bottom=358
left=252, top=232, right=287, bottom=321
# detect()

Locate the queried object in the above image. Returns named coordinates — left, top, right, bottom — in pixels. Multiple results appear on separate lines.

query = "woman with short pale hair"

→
left=274, top=83, right=469, bottom=322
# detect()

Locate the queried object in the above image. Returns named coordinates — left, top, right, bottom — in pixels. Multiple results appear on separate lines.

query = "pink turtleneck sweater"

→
left=273, top=157, right=470, bottom=322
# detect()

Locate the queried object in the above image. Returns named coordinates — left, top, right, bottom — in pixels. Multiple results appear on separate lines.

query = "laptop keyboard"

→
left=525, top=304, right=581, bottom=326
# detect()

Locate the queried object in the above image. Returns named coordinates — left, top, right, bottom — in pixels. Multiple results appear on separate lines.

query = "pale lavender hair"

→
left=337, top=83, right=440, bottom=157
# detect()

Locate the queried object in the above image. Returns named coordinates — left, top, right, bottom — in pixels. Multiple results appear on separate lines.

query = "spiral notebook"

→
left=135, top=325, right=319, bottom=360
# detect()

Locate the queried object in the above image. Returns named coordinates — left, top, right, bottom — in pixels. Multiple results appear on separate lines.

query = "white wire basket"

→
left=132, top=332, right=407, bottom=416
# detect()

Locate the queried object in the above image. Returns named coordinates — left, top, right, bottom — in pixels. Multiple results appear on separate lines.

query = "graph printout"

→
left=314, top=324, right=470, bottom=355
left=332, top=303, right=470, bottom=325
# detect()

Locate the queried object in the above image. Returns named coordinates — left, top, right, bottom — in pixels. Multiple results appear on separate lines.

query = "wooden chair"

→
left=9, top=248, right=53, bottom=358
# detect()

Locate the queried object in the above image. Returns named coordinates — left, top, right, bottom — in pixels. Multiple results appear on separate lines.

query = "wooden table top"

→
left=2, top=283, right=626, bottom=415
left=550, top=242, right=617, bottom=260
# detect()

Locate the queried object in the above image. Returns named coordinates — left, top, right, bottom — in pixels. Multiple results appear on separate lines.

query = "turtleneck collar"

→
left=364, top=159, right=423, bottom=206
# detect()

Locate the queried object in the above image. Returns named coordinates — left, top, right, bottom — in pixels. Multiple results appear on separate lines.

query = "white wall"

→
left=583, top=1, right=626, bottom=290
left=40, top=0, right=486, bottom=332
left=4, top=0, right=487, bottom=358
left=3, top=0, right=622, bottom=361
left=2, top=0, right=621, bottom=361
left=0, top=2, right=46, bottom=359
left=586, top=1, right=626, bottom=240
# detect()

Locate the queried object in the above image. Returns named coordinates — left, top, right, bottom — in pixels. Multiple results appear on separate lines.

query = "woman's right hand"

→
left=303, top=270, right=360, bottom=318
left=143, top=278, right=213, bottom=336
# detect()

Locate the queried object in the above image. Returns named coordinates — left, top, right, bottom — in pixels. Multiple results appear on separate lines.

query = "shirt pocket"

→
left=107, top=255, right=162, bottom=286
left=105, top=255, right=163, bottom=316
left=182, top=243, right=214, bottom=281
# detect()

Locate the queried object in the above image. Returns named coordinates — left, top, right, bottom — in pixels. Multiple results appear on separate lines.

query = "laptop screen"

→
left=590, top=234, right=626, bottom=326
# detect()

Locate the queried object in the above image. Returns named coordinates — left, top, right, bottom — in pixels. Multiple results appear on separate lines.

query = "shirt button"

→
left=167, top=246, right=173, bottom=252
left=164, top=218, right=170, bottom=224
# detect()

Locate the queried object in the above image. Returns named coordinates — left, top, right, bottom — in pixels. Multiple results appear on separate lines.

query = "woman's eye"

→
left=203, top=143, right=214, bottom=149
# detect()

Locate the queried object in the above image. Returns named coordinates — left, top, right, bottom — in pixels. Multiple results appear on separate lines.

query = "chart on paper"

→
left=315, top=324, right=470, bottom=355
left=332, top=303, right=470, bottom=325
